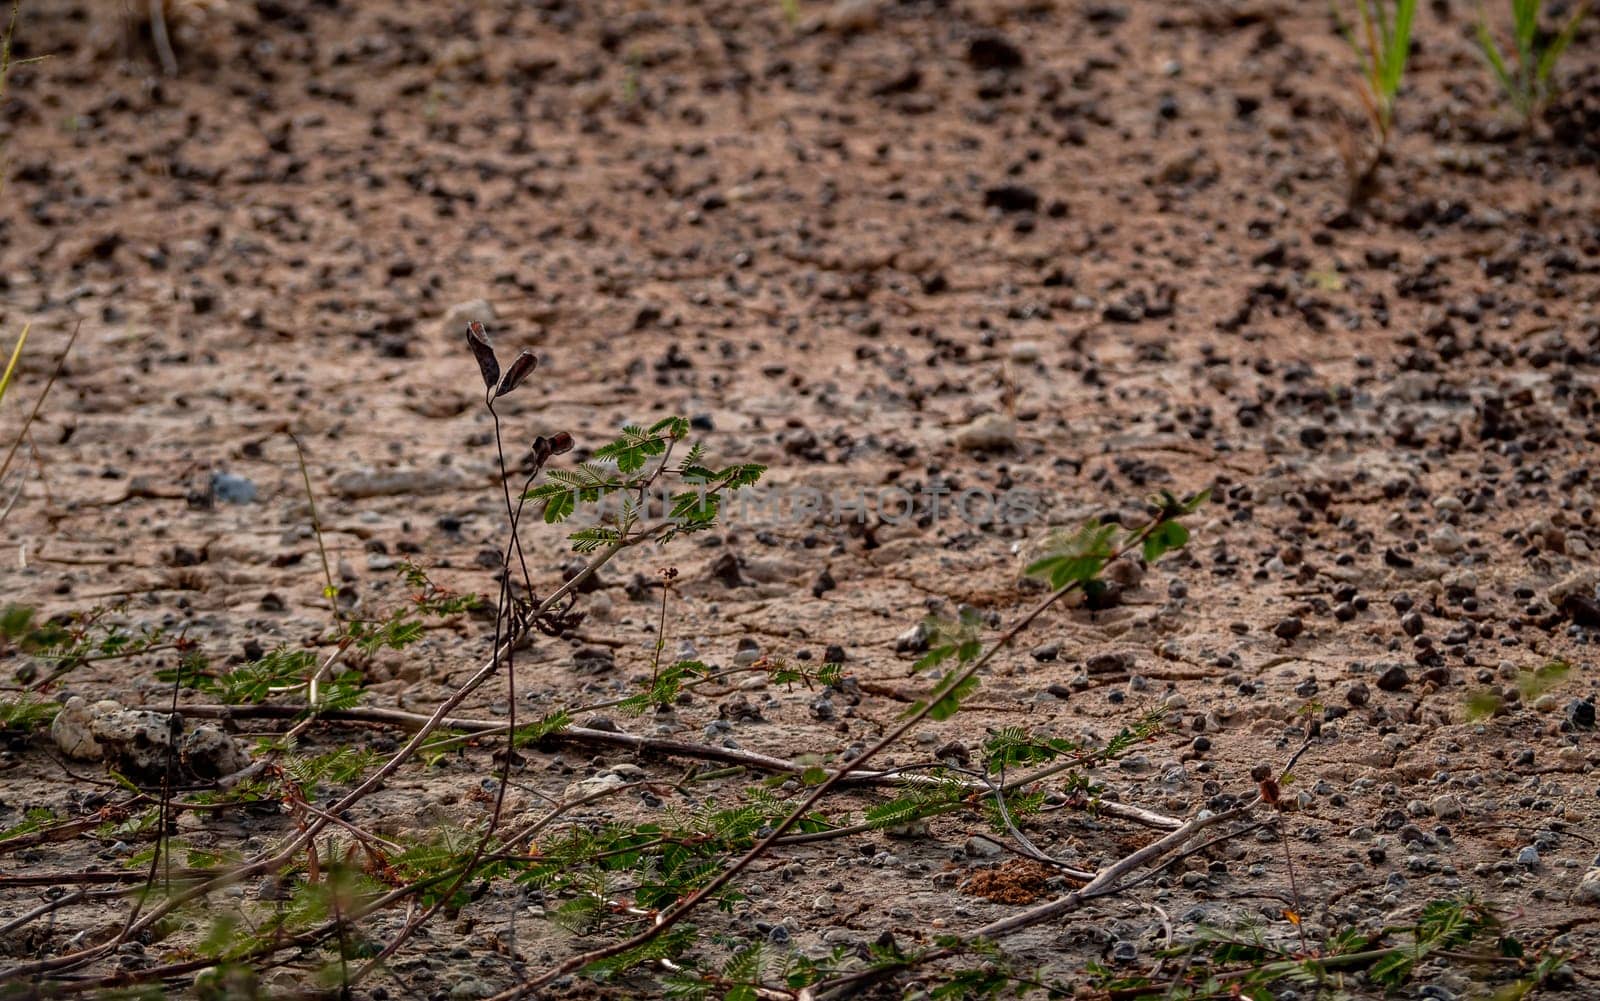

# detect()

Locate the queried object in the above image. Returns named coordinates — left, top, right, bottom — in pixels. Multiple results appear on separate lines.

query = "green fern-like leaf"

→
left=568, top=525, right=622, bottom=554
left=910, top=669, right=982, bottom=722
left=583, top=923, right=698, bottom=979
left=723, top=943, right=764, bottom=984
left=551, top=895, right=605, bottom=934
left=648, top=416, right=691, bottom=438
left=0, top=694, right=59, bottom=733
left=1025, top=520, right=1119, bottom=590
left=512, top=710, right=572, bottom=746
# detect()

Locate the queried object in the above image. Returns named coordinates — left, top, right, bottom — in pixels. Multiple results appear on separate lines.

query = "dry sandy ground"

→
left=1, top=0, right=1599, bottom=997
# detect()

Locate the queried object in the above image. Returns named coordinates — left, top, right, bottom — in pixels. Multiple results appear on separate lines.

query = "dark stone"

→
left=966, top=33, right=1024, bottom=71
left=711, top=551, right=747, bottom=588
left=1560, top=593, right=1600, bottom=628
left=718, top=695, right=765, bottom=723
left=983, top=184, right=1040, bottom=214
left=573, top=647, right=615, bottom=672
left=1570, top=699, right=1596, bottom=729
left=934, top=740, right=970, bottom=764
left=1086, top=651, right=1135, bottom=674
left=1377, top=666, right=1410, bottom=692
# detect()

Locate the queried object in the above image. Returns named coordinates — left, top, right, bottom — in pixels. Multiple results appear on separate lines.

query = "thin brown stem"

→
left=1278, top=815, right=1311, bottom=954
left=287, top=430, right=340, bottom=628
left=0, top=320, right=79, bottom=489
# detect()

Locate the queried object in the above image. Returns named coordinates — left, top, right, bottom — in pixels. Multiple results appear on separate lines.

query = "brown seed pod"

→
left=496, top=350, right=538, bottom=398
left=466, top=321, right=499, bottom=392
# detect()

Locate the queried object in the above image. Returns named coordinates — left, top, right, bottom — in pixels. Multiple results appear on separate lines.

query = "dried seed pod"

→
left=1257, top=776, right=1280, bottom=806
left=496, top=350, right=538, bottom=398
left=529, top=436, right=552, bottom=464
left=466, top=321, right=499, bottom=392
left=549, top=431, right=575, bottom=454
left=1250, top=764, right=1280, bottom=806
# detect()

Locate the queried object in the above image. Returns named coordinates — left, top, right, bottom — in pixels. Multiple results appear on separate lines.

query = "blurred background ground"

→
left=1, top=0, right=1599, bottom=997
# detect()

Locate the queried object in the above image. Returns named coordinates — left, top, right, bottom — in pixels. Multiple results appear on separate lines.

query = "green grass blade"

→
left=1385, top=0, right=1417, bottom=97
left=1360, top=1, right=1383, bottom=81
left=1536, top=0, right=1591, bottom=87
left=1512, top=0, right=1539, bottom=52
left=1476, top=17, right=1517, bottom=95
left=0, top=323, right=29, bottom=405
left=1334, top=1, right=1378, bottom=82
left=0, top=1, right=17, bottom=105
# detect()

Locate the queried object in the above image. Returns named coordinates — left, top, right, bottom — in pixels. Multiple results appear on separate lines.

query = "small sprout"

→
left=1336, top=0, right=1418, bottom=141
left=1476, top=0, right=1592, bottom=128
left=1332, top=0, right=1420, bottom=203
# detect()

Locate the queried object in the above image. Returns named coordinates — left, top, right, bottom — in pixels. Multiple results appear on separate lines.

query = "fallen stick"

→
left=179, top=702, right=911, bottom=786
left=174, top=702, right=1184, bottom=830
left=968, top=800, right=1256, bottom=941
left=969, top=735, right=1317, bottom=942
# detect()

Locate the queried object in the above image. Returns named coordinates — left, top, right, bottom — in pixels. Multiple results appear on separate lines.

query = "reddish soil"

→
left=1, top=0, right=1599, bottom=998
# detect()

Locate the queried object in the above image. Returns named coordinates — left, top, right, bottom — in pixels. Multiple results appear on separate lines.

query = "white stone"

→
left=953, top=413, right=1017, bottom=452
left=51, top=697, right=101, bottom=761
left=564, top=772, right=627, bottom=802
left=824, top=0, right=881, bottom=32
left=1549, top=570, right=1600, bottom=606
left=439, top=299, right=496, bottom=339
left=1574, top=868, right=1600, bottom=904
left=331, top=467, right=468, bottom=499
left=1009, top=341, right=1042, bottom=364
left=52, top=696, right=251, bottom=779
left=1430, top=526, right=1464, bottom=555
